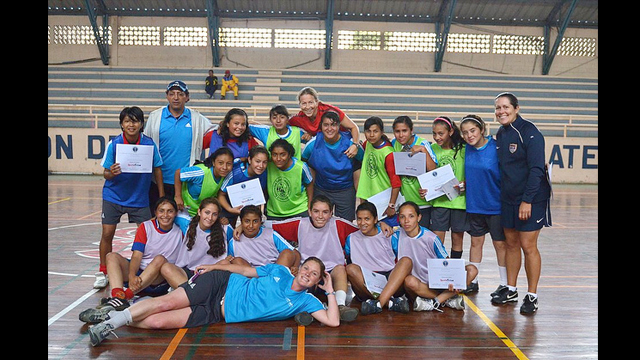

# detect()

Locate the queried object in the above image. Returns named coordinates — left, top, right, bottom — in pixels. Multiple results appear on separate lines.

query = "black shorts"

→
left=180, top=270, right=231, bottom=328
left=430, top=207, right=469, bottom=233
left=101, top=200, right=151, bottom=225
left=467, top=213, right=505, bottom=240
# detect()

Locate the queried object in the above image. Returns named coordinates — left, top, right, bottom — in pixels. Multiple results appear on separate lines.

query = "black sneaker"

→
left=360, top=299, right=382, bottom=315
left=520, top=294, right=538, bottom=314
left=79, top=306, right=114, bottom=324
left=388, top=296, right=410, bottom=314
left=97, top=297, right=130, bottom=311
left=294, top=311, right=314, bottom=326
left=491, top=287, right=518, bottom=304
left=463, top=281, right=479, bottom=294
left=490, top=284, right=508, bottom=298
left=338, top=305, right=359, bottom=322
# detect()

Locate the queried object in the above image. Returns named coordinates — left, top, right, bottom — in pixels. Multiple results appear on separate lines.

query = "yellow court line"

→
left=48, top=197, right=71, bottom=205
left=463, top=295, right=529, bottom=360
left=160, top=328, right=188, bottom=360
left=297, top=325, right=305, bottom=360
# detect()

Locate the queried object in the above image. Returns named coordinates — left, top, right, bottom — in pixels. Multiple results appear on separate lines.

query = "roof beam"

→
left=542, top=0, right=579, bottom=75
left=84, top=0, right=109, bottom=65
left=434, top=0, right=457, bottom=72
left=324, top=0, right=335, bottom=69
left=206, top=0, right=221, bottom=68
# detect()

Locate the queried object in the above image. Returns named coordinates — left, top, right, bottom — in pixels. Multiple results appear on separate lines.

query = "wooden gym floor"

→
left=48, top=175, right=597, bottom=359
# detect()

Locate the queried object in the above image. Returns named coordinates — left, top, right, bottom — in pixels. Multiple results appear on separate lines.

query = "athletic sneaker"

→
left=88, top=322, right=118, bottom=346
left=338, top=305, right=359, bottom=321
left=491, top=287, right=518, bottom=304
left=93, top=272, right=109, bottom=289
left=520, top=294, right=538, bottom=314
left=490, top=284, right=508, bottom=298
left=388, top=296, right=410, bottom=314
left=463, top=281, right=479, bottom=294
left=294, top=312, right=314, bottom=326
left=413, top=296, right=442, bottom=312
left=79, top=306, right=114, bottom=324
left=97, top=297, right=130, bottom=311
left=360, top=299, right=382, bottom=315
left=443, top=295, right=465, bottom=310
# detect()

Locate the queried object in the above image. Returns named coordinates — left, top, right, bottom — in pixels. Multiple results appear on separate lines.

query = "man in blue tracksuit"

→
left=492, top=92, right=551, bottom=315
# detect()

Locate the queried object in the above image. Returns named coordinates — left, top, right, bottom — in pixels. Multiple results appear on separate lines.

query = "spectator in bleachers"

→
left=289, top=86, right=360, bottom=159
left=205, top=70, right=218, bottom=99
left=221, top=70, right=239, bottom=100
left=145, top=80, right=215, bottom=215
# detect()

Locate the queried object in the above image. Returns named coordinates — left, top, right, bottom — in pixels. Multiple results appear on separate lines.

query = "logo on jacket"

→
left=509, top=143, right=518, bottom=153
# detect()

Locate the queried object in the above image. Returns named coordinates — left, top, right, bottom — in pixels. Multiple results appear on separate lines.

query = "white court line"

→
left=48, top=288, right=99, bottom=326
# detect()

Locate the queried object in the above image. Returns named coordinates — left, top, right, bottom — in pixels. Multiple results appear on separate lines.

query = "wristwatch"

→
left=387, top=203, right=396, bottom=209
left=325, top=291, right=336, bottom=296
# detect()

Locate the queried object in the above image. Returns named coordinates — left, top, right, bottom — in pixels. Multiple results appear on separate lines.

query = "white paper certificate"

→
left=366, top=187, right=405, bottom=220
left=361, top=266, right=388, bottom=299
left=393, top=152, right=427, bottom=176
left=115, top=144, right=153, bottom=173
left=226, top=178, right=266, bottom=208
left=416, top=164, right=459, bottom=201
left=427, top=258, right=467, bottom=289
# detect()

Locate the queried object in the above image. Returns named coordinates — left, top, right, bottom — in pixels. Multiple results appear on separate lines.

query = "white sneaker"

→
left=93, top=272, right=109, bottom=289
left=413, top=296, right=442, bottom=312
left=443, top=295, right=465, bottom=310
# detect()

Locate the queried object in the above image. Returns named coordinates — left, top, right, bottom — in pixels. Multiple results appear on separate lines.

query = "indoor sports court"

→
left=49, top=1, right=597, bottom=358
left=48, top=176, right=597, bottom=359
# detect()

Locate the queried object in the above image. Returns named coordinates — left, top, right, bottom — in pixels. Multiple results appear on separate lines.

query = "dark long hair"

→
left=220, top=108, right=250, bottom=146
left=185, top=197, right=226, bottom=257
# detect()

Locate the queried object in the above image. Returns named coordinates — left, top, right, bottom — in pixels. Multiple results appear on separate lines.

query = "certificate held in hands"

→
left=115, top=144, right=153, bottom=173
left=226, top=178, right=266, bottom=208
left=427, top=258, right=467, bottom=289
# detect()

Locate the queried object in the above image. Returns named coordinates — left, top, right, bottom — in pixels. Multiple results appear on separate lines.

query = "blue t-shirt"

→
left=302, top=131, right=362, bottom=190
left=223, top=264, right=324, bottom=323
left=220, top=161, right=268, bottom=194
left=158, top=106, right=193, bottom=184
left=101, top=133, right=163, bottom=207
left=465, top=137, right=501, bottom=214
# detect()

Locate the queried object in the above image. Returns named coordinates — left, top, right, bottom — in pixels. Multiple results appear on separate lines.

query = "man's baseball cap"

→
left=166, top=80, right=189, bottom=94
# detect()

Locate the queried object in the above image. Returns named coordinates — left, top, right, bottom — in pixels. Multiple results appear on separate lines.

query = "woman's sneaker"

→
left=443, top=295, right=465, bottom=310
left=88, top=322, right=118, bottom=346
left=491, top=287, right=518, bottom=304
left=520, top=294, right=538, bottom=314
left=79, top=306, right=114, bottom=324
left=294, top=312, right=314, bottom=326
left=413, top=296, right=442, bottom=312
left=360, top=299, right=382, bottom=315
left=490, top=284, right=508, bottom=298
left=97, top=297, right=130, bottom=311
left=388, top=296, right=410, bottom=314
left=93, top=272, right=109, bottom=289
left=338, top=305, right=359, bottom=322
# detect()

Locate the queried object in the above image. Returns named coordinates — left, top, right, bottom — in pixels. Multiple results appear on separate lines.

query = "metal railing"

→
left=48, top=104, right=597, bottom=138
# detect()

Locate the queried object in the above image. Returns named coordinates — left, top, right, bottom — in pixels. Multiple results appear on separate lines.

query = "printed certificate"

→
left=393, top=152, right=426, bottom=176
left=226, top=178, right=266, bottom=208
left=115, top=144, right=153, bottom=173
left=427, top=258, right=467, bottom=289
left=416, top=164, right=459, bottom=201
left=361, top=266, right=388, bottom=299
left=367, top=187, right=405, bottom=220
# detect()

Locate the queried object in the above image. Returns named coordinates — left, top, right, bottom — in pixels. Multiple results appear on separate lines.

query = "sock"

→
left=99, top=264, right=107, bottom=274
left=498, top=266, right=508, bottom=285
left=450, top=249, right=463, bottom=259
left=508, top=285, right=517, bottom=292
left=111, top=288, right=126, bottom=299
left=105, top=308, right=133, bottom=329
left=469, top=262, right=480, bottom=283
left=527, top=292, right=538, bottom=299
left=335, top=290, right=347, bottom=306
left=124, top=288, right=135, bottom=300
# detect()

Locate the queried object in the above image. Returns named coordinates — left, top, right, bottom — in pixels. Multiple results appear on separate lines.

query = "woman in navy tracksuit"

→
left=492, top=92, right=551, bottom=315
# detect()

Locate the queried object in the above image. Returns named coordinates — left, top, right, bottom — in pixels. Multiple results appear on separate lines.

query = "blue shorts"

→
left=501, top=200, right=552, bottom=231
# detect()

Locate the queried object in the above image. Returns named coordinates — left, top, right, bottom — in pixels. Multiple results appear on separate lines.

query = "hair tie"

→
left=461, top=117, right=483, bottom=126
